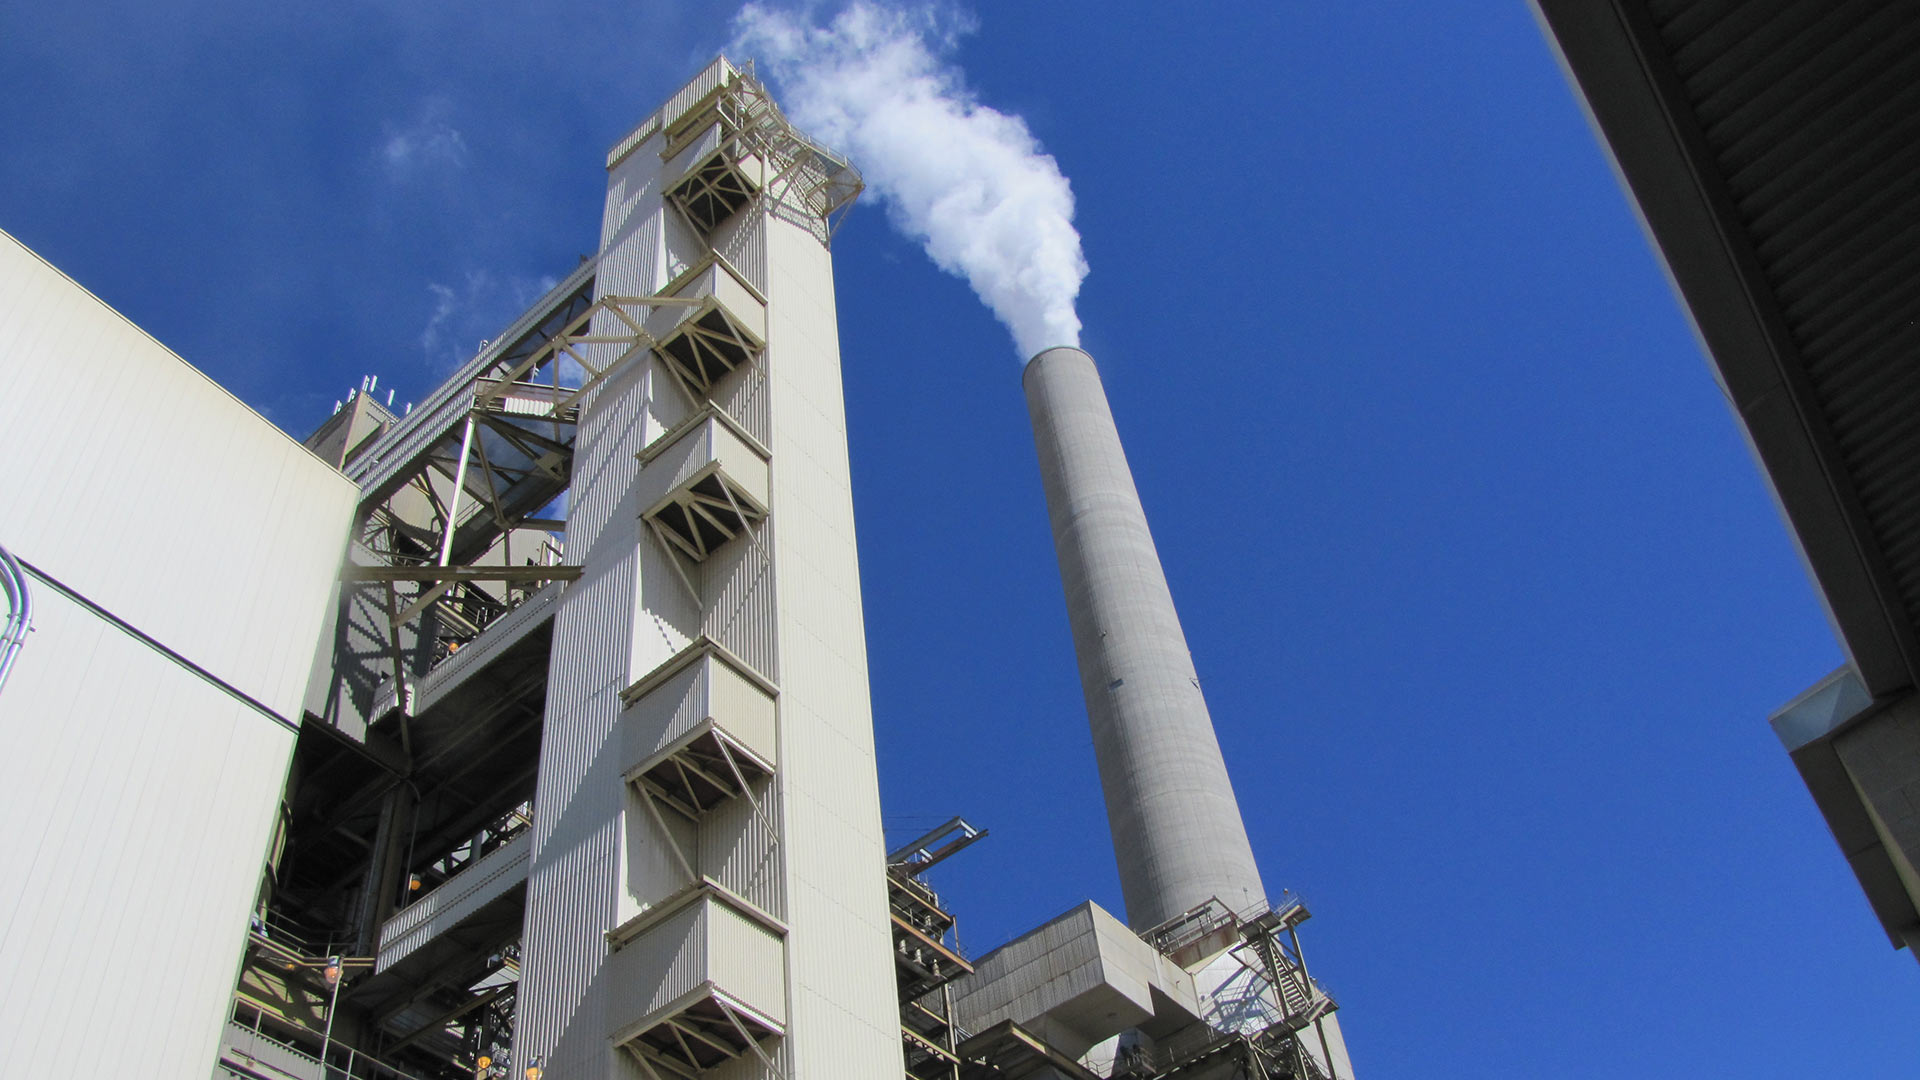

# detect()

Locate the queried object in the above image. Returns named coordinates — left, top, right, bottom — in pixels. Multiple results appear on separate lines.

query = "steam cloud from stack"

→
left=733, top=2, right=1088, bottom=358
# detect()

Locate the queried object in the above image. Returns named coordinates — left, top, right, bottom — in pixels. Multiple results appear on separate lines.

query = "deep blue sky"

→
left=5, top=2, right=1913, bottom=1075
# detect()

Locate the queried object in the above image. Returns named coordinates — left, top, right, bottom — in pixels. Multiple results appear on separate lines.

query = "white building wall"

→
left=0, top=587, right=298, bottom=1076
left=517, top=353, right=653, bottom=1079
left=516, top=61, right=899, bottom=1080
left=0, top=230, right=355, bottom=712
left=0, top=229, right=358, bottom=1077
left=761, top=211, right=902, bottom=1077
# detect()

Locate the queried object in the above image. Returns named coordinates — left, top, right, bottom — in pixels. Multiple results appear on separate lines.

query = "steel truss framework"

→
left=887, top=819, right=986, bottom=1080
left=662, top=64, right=863, bottom=247
left=1123, top=897, right=1340, bottom=1080
left=349, top=282, right=766, bottom=712
left=629, top=729, right=780, bottom=895
left=620, top=991, right=786, bottom=1080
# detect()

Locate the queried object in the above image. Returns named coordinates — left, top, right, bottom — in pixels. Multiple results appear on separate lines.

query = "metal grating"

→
left=1648, top=0, right=1920, bottom=642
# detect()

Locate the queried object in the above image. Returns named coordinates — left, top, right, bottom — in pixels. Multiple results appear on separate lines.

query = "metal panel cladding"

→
left=0, top=229, right=359, bottom=1077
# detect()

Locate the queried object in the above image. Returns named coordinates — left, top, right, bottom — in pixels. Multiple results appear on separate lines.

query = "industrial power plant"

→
left=0, top=59, right=1351, bottom=1080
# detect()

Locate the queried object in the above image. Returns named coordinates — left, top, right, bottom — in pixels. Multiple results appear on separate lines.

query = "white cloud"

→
left=418, top=270, right=561, bottom=372
left=380, top=100, right=468, bottom=176
left=733, top=1, right=1087, bottom=360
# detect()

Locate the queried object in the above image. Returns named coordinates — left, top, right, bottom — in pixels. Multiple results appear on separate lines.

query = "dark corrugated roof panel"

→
left=1650, top=0, right=1920, bottom=634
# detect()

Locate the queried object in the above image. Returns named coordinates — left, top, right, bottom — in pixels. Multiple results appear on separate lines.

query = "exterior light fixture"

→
left=323, top=956, right=342, bottom=989
left=409, top=873, right=423, bottom=892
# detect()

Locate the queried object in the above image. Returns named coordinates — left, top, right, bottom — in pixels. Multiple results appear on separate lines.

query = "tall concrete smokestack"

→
left=1024, top=346, right=1267, bottom=931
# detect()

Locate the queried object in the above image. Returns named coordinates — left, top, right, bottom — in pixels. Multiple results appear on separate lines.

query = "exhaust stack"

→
left=1024, top=346, right=1267, bottom=930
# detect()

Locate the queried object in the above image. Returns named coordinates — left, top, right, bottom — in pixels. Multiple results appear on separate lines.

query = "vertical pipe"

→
left=0, top=544, right=31, bottom=696
left=440, top=415, right=479, bottom=566
left=319, top=958, right=342, bottom=1077
left=1023, top=346, right=1267, bottom=930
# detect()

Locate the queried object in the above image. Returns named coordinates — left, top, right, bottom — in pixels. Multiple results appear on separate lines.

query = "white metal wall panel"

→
left=705, top=900, right=787, bottom=1021
left=0, top=229, right=358, bottom=714
left=621, top=655, right=776, bottom=771
left=624, top=783, right=698, bottom=906
left=518, top=349, right=651, bottom=1080
left=632, top=418, right=768, bottom=513
left=712, top=360, right=772, bottom=448
left=662, top=123, right=725, bottom=186
left=712, top=209, right=768, bottom=297
left=761, top=213, right=904, bottom=1077
left=606, top=897, right=787, bottom=1036
left=606, top=902, right=707, bottom=1025
left=697, top=525, right=779, bottom=680
left=524, top=132, right=694, bottom=1078
left=605, top=57, right=734, bottom=171
left=664, top=203, right=714, bottom=285
left=0, top=584, right=296, bottom=1078
left=0, top=228, right=356, bottom=1080
left=623, top=660, right=710, bottom=763
left=708, top=659, right=777, bottom=760
left=521, top=66, right=896, bottom=1080
left=617, top=657, right=782, bottom=915
left=646, top=263, right=768, bottom=346
left=697, top=776, right=785, bottom=916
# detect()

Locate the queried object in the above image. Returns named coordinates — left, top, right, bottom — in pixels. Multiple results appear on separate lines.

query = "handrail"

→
left=227, top=999, right=438, bottom=1080
left=0, top=542, right=32, bottom=696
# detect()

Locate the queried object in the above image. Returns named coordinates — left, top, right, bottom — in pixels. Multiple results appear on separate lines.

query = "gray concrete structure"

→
left=950, top=901, right=1200, bottom=1059
left=1024, top=346, right=1267, bottom=931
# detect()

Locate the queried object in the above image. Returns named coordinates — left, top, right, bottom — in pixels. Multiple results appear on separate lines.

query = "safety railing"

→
left=225, top=998, right=438, bottom=1080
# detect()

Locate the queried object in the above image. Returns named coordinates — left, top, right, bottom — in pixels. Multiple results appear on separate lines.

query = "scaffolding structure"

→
left=888, top=819, right=986, bottom=1080
left=1121, top=898, right=1338, bottom=1080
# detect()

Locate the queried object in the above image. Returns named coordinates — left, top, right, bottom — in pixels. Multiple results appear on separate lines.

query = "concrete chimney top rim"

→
left=1021, top=345, right=1096, bottom=389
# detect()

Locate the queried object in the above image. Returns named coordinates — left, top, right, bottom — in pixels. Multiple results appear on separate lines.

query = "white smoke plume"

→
left=732, top=2, right=1088, bottom=359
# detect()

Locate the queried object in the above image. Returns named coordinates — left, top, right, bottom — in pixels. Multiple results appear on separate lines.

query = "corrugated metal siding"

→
left=524, top=62, right=890, bottom=1080
left=0, top=228, right=356, bottom=1079
left=1648, top=0, right=1920, bottom=636
left=638, top=521, right=701, bottom=657
left=705, top=900, right=788, bottom=1022
left=624, top=780, right=698, bottom=908
left=714, top=209, right=769, bottom=297
left=607, top=902, right=707, bottom=1026
left=715, top=361, right=773, bottom=448
left=601, top=157, right=666, bottom=294
left=618, top=659, right=783, bottom=915
left=606, top=57, right=736, bottom=170
left=0, top=583, right=296, bottom=1078
left=664, top=203, right=711, bottom=285
left=0, top=231, right=359, bottom=714
left=518, top=354, right=648, bottom=1079
left=698, top=778, right=786, bottom=917
left=699, top=525, right=779, bottom=681
left=761, top=212, right=904, bottom=1077
left=378, top=830, right=532, bottom=971
left=623, top=662, right=710, bottom=764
